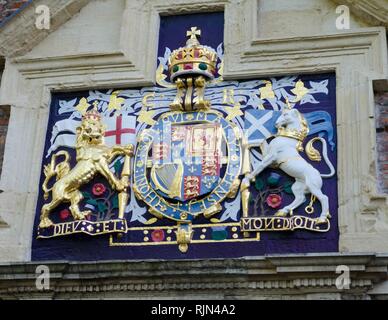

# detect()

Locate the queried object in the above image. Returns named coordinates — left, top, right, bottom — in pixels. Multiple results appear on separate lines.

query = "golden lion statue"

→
left=39, top=107, right=134, bottom=228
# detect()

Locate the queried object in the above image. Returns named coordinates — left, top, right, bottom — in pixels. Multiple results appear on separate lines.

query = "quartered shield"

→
left=150, top=122, right=223, bottom=201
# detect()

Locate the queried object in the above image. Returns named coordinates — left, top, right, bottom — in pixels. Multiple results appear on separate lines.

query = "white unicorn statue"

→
left=244, top=106, right=335, bottom=224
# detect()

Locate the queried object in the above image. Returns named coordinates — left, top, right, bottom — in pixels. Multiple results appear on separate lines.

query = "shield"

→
left=151, top=122, right=223, bottom=201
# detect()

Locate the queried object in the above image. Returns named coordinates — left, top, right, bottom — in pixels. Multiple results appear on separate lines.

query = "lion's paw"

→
left=39, top=218, right=54, bottom=229
left=74, top=210, right=91, bottom=220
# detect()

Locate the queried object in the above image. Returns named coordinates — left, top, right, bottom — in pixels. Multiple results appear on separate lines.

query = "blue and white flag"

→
left=244, top=109, right=335, bottom=149
left=244, top=110, right=280, bottom=146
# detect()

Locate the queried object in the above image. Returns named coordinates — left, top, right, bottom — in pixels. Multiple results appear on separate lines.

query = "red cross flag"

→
left=46, top=115, right=137, bottom=158
left=104, top=115, right=136, bottom=146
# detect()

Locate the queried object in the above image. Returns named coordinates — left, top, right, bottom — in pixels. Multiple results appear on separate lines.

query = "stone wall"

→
left=375, top=85, right=388, bottom=194
left=0, top=105, right=10, bottom=178
left=257, top=0, right=368, bottom=38
left=0, top=0, right=31, bottom=26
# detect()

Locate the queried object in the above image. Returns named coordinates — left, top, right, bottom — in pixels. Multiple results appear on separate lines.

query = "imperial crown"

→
left=168, top=27, right=218, bottom=82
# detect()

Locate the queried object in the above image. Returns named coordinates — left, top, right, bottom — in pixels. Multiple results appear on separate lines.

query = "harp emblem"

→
left=151, top=160, right=184, bottom=199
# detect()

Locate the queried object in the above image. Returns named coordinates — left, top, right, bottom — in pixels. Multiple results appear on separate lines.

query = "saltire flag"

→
left=244, top=110, right=280, bottom=146
left=244, top=109, right=335, bottom=149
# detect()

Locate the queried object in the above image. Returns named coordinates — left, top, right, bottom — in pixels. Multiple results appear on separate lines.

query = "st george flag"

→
left=103, top=115, right=136, bottom=146
left=46, top=115, right=137, bottom=157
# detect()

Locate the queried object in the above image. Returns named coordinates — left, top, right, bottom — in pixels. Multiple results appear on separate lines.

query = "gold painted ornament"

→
left=39, top=106, right=134, bottom=228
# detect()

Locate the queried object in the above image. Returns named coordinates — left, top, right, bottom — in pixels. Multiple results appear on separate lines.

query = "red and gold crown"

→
left=82, top=102, right=101, bottom=121
left=168, top=27, right=218, bottom=82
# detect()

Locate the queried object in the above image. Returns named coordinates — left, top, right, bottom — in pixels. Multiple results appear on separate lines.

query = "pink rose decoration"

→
left=266, top=194, right=282, bottom=209
left=92, top=183, right=106, bottom=196
left=59, top=209, right=70, bottom=220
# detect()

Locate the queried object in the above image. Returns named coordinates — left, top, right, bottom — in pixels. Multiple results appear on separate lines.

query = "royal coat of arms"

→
left=33, top=18, right=338, bottom=260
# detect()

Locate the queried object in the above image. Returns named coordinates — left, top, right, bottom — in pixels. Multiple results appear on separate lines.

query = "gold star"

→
left=225, top=102, right=243, bottom=121
left=75, top=97, right=91, bottom=115
left=291, top=80, right=309, bottom=102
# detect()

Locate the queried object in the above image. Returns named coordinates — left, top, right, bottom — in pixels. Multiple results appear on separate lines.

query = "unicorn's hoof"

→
left=315, top=216, right=330, bottom=225
left=275, top=210, right=288, bottom=217
left=315, top=218, right=327, bottom=225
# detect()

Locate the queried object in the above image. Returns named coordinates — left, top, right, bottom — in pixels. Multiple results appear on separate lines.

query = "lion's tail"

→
left=42, top=151, right=71, bottom=200
left=306, top=137, right=335, bottom=178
